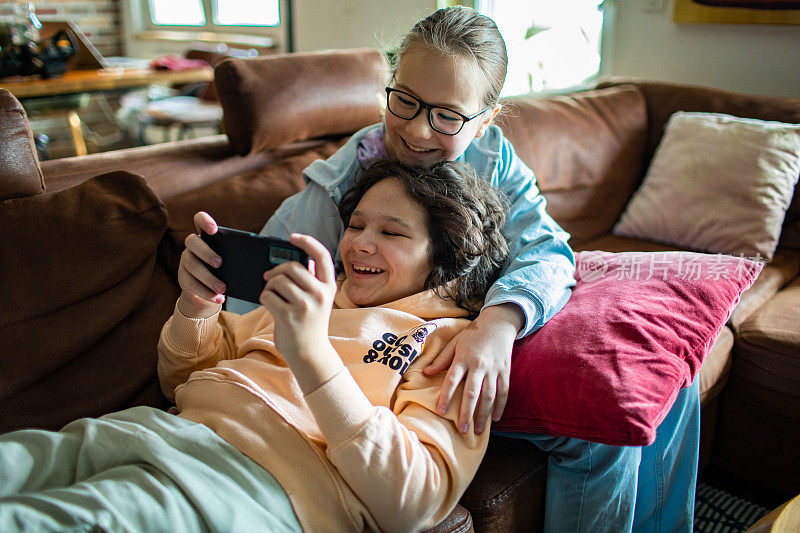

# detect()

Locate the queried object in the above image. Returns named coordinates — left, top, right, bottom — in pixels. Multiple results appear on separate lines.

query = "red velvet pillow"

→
left=495, top=251, right=763, bottom=446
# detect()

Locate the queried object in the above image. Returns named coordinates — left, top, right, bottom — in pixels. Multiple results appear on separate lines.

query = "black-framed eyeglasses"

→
left=385, top=87, right=489, bottom=136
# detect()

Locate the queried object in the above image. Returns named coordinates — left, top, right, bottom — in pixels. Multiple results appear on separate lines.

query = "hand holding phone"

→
left=260, top=233, right=339, bottom=381
left=201, top=227, right=310, bottom=304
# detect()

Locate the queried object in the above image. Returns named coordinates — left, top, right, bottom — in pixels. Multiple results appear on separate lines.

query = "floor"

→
left=695, top=467, right=789, bottom=532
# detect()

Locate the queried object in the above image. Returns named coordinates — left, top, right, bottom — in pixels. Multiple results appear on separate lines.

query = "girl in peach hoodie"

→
left=0, top=159, right=508, bottom=533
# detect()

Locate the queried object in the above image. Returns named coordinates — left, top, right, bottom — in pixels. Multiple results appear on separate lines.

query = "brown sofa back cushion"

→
left=215, top=48, right=387, bottom=156
left=599, top=78, right=800, bottom=250
left=0, top=171, right=178, bottom=432
left=498, top=85, right=648, bottom=246
left=0, top=89, right=45, bottom=201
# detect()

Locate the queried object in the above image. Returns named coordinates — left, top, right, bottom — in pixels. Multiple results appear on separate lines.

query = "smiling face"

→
left=339, top=177, right=432, bottom=306
left=383, top=45, right=499, bottom=167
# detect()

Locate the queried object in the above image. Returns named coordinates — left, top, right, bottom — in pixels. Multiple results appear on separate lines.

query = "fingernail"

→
left=460, top=423, right=468, bottom=434
left=437, top=404, right=446, bottom=415
left=212, top=257, right=221, bottom=268
left=475, top=425, right=484, bottom=434
left=215, top=283, right=225, bottom=293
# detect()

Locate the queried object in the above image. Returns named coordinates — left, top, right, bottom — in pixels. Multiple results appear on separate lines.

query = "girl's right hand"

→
left=176, top=211, right=226, bottom=318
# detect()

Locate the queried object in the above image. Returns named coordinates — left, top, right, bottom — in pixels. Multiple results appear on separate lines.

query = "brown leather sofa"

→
left=1, top=48, right=798, bottom=532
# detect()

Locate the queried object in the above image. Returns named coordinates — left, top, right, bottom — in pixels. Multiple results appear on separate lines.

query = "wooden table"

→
left=0, top=67, right=214, bottom=99
left=0, top=67, right=214, bottom=156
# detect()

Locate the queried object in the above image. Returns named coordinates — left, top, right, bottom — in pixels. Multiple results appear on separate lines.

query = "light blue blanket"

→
left=0, top=406, right=301, bottom=533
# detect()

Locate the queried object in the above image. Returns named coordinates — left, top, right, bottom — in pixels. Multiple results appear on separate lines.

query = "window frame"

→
left=136, top=0, right=292, bottom=51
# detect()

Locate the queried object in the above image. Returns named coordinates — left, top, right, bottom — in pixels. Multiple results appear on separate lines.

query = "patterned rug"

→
left=694, top=481, right=770, bottom=532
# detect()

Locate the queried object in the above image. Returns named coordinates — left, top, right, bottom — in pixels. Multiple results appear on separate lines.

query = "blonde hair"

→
left=389, top=6, right=507, bottom=108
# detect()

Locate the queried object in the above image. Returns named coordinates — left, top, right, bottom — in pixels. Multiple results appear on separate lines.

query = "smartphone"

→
left=201, top=226, right=310, bottom=304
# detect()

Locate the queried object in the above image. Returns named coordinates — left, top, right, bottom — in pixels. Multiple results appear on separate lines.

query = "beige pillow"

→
left=613, top=111, right=800, bottom=261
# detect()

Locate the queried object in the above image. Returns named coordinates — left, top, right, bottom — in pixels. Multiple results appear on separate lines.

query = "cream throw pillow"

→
left=613, top=111, right=800, bottom=261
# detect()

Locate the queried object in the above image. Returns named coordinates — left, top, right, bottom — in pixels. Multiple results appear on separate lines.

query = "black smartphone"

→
left=200, top=226, right=310, bottom=304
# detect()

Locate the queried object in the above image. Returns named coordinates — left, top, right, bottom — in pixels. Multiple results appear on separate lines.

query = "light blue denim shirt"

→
left=228, top=123, right=576, bottom=338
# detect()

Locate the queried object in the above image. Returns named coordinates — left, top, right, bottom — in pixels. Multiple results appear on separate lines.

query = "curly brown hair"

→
left=338, top=159, right=509, bottom=315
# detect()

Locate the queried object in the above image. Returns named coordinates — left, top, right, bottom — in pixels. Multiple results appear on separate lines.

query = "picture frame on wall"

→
left=673, top=0, right=800, bottom=24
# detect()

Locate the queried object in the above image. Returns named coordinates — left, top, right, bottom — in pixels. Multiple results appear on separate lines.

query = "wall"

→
left=291, top=0, right=436, bottom=52
left=601, top=0, right=800, bottom=98
left=120, top=0, right=438, bottom=58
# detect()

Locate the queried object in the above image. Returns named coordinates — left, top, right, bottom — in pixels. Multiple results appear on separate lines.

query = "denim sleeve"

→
left=484, top=136, right=576, bottom=338
left=260, top=183, right=344, bottom=257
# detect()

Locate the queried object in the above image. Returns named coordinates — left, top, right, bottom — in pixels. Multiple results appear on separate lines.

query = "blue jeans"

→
left=495, top=378, right=700, bottom=533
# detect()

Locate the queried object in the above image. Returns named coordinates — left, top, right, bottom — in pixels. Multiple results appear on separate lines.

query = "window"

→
left=147, top=0, right=281, bottom=27
left=149, top=0, right=206, bottom=26
left=138, top=0, right=290, bottom=52
left=213, top=0, right=280, bottom=26
left=476, top=0, right=605, bottom=96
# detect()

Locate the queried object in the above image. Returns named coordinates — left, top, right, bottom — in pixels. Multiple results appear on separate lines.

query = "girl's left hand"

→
left=423, top=303, right=523, bottom=435
left=259, top=234, right=337, bottom=363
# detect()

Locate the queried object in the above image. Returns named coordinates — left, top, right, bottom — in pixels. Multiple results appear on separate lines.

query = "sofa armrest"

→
left=0, top=89, right=45, bottom=200
left=40, top=135, right=270, bottom=200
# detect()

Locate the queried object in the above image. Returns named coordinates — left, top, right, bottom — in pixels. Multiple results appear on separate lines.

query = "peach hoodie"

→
left=157, top=279, right=490, bottom=532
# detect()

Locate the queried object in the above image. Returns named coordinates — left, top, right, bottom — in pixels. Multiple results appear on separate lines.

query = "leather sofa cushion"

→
left=738, top=276, right=800, bottom=361
left=41, top=135, right=267, bottom=199
left=421, top=504, right=472, bottom=533
left=498, top=85, right=648, bottom=246
left=698, top=326, right=734, bottom=405
left=215, top=48, right=387, bottom=156
left=0, top=171, right=178, bottom=432
left=460, top=436, right=547, bottom=533
left=715, top=278, right=800, bottom=494
left=0, top=89, right=44, bottom=200
left=728, top=248, right=800, bottom=331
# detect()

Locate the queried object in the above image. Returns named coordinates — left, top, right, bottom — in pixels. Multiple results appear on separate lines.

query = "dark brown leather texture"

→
left=0, top=89, right=45, bottom=200
left=423, top=504, right=474, bottom=533
left=727, top=249, right=800, bottom=331
left=697, top=327, right=734, bottom=405
left=713, top=276, right=800, bottom=495
left=460, top=436, right=548, bottom=532
left=737, top=276, right=800, bottom=370
left=0, top=171, right=176, bottom=432
left=215, top=48, right=387, bottom=155
left=499, top=85, right=648, bottom=247
left=41, top=135, right=262, bottom=198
